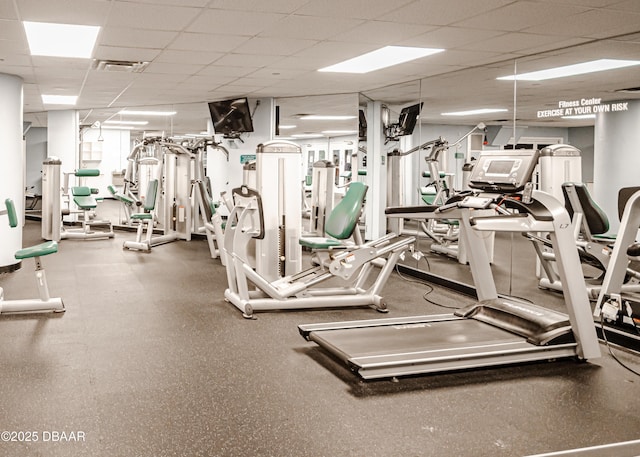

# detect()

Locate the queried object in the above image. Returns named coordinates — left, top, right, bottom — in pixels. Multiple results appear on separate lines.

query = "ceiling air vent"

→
left=92, top=59, right=149, bottom=73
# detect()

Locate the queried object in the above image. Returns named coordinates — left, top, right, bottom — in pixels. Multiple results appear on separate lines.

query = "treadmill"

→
left=298, top=150, right=601, bottom=380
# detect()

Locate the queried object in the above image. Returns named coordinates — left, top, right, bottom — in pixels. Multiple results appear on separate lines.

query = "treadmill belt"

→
left=306, top=318, right=578, bottom=379
left=311, top=319, right=522, bottom=358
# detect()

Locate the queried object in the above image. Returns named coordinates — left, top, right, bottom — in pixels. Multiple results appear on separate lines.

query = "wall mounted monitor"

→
left=208, top=97, right=254, bottom=138
left=396, top=102, right=422, bottom=137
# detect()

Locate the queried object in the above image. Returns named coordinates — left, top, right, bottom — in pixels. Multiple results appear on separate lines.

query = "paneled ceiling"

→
left=2, top=0, right=639, bottom=136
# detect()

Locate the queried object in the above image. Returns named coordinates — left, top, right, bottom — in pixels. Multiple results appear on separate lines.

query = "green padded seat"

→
left=131, top=213, right=153, bottom=220
left=299, top=237, right=344, bottom=249
left=15, top=241, right=58, bottom=260
left=72, top=186, right=97, bottom=209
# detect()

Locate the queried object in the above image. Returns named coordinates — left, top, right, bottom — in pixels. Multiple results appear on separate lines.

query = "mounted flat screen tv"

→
left=396, top=102, right=422, bottom=137
left=358, top=109, right=367, bottom=141
left=208, top=97, right=254, bottom=138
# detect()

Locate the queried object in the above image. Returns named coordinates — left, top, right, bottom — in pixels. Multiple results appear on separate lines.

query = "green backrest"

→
left=75, top=168, right=100, bottom=177
left=72, top=186, right=92, bottom=196
left=325, top=181, right=368, bottom=240
left=198, top=181, right=215, bottom=219
left=144, top=180, right=159, bottom=212
left=4, top=198, right=18, bottom=228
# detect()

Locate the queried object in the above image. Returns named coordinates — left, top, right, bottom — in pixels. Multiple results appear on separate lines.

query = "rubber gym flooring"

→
left=0, top=212, right=639, bottom=457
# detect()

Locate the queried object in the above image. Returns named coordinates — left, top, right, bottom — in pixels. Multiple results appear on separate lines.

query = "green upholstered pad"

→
left=299, top=237, right=344, bottom=249
left=357, top=170, right=366, bottom=176
left=15, top=240, right=58, bottom=259
left=73, top=187, right=97, bottom=209
left=131, top=213, right=153, bottom=220
left=4, top=198, right=18, bottom=228
left=324, top=181, right=367, bottom=240
left=143, top=180, right=158, bottom=211
left=108, top=185, right=135, bottom=204
left=75, top=168, right=100, bottom=177
left=72, top=186, right=92, bottom=196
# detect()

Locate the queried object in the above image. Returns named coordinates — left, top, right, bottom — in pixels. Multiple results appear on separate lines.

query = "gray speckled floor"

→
left=0, top=219, right=639, bottom=457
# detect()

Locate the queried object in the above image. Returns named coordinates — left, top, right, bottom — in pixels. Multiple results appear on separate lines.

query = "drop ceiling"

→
left=2, top=0, right=639, bottom=136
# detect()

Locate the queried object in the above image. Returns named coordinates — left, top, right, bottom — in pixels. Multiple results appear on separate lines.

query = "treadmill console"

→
left=468, top=149, right=540, bottom=193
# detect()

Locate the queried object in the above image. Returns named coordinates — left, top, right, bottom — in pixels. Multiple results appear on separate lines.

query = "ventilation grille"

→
left=92, top=59, right=149, bottom=73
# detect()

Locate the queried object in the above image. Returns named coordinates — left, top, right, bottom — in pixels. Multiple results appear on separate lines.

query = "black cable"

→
left=422, top=283, right=459, bottom=310
left=393, top=264, right=459, bottom=310
left=600, top=314, right=640, bottom=377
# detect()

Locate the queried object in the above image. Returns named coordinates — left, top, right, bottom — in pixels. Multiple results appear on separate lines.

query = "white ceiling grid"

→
left=0, top=0, right=635, bottom=132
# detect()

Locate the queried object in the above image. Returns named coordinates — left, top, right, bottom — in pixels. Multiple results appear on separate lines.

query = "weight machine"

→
left=123, top=138, right=194, bottom=251
left=223, top=185, right=414, bottom=319
left=41, top=157, right=114, bottom=241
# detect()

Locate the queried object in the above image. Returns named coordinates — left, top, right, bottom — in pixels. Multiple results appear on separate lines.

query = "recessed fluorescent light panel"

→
left=442, top=108, right=508, bottom=116
left=322, top=130, right=358, bottom=135
left=278, top=125, right=297, bottom=129
left=104, top=120, right=149, bottom=125
left=292, top=134, right=324, bottom=138
left=497, top=59, right=640, bottom=81
left=299, top=115, right=356, bottom=120
left=318, top=46, right=444, bottom=74
left=118, top=109, right=176, bottom=116
left=102, top=125, right=136, bottom=130
left=24, top=21, right=100, bottom=58
left=41, top=94, right=78, bottom=105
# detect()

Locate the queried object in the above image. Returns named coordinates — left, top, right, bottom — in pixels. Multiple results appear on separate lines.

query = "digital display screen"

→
left=486, top=160, right=514, bottom=175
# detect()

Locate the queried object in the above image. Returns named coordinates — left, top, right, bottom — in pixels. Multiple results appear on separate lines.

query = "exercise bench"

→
left=0, top=199, right=64, bottom=314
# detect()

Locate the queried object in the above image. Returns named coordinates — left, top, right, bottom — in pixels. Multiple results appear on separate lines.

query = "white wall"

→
left=207, top=97, right=275, bottom=204
left=81, top=127, right=131, bottom=198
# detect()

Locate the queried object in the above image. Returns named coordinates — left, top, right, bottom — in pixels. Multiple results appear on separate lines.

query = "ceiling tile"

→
left=107, top=1, right=201, bottom=30
left=187, top=9, right=286, bottom=36
left=197, top=65, right=258, bottom=78
left=100, top=27, right=178, bottom=49
left=294, top=0, right=413, bottom=20
left=259, top=14, right=365, bottom=41
left=125, top=0, right=210, bottom=6
left=94, top=46, right=161, bottom=62
left=385, top=0, right=517, bottom=26
left=521, top=8, right=640, bottom=38
left=206, top=0, right=309, bottom=14
left=15, top=0, right=111, bottom=25
left=212, top=53, right=285, bottom=68
left=400, top=26, right=506, bottom=49
left=169, top=32, right=250, bottom=53
left=333, top=21, right=437, bottom=45
left=453, top=0, right=590, bottom=32
left=232, top=37, right=318, bottom=56
left=154, top=49, right=224, bottom=65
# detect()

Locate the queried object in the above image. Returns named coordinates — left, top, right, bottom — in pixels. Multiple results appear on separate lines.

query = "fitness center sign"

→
left=537, top=98, right=629, bottom=118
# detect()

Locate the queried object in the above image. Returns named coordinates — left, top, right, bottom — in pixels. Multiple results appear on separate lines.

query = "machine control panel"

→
left=469, top=149, right=540, bottom=193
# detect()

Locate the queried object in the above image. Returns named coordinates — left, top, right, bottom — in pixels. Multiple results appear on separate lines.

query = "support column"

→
left=0, top=74, right=24, bottom=271
left=364, top=101, right=387, bottom=241
left=47, top=109, right=79, bottom=176
left=593, top=99, right=640, bottom=234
